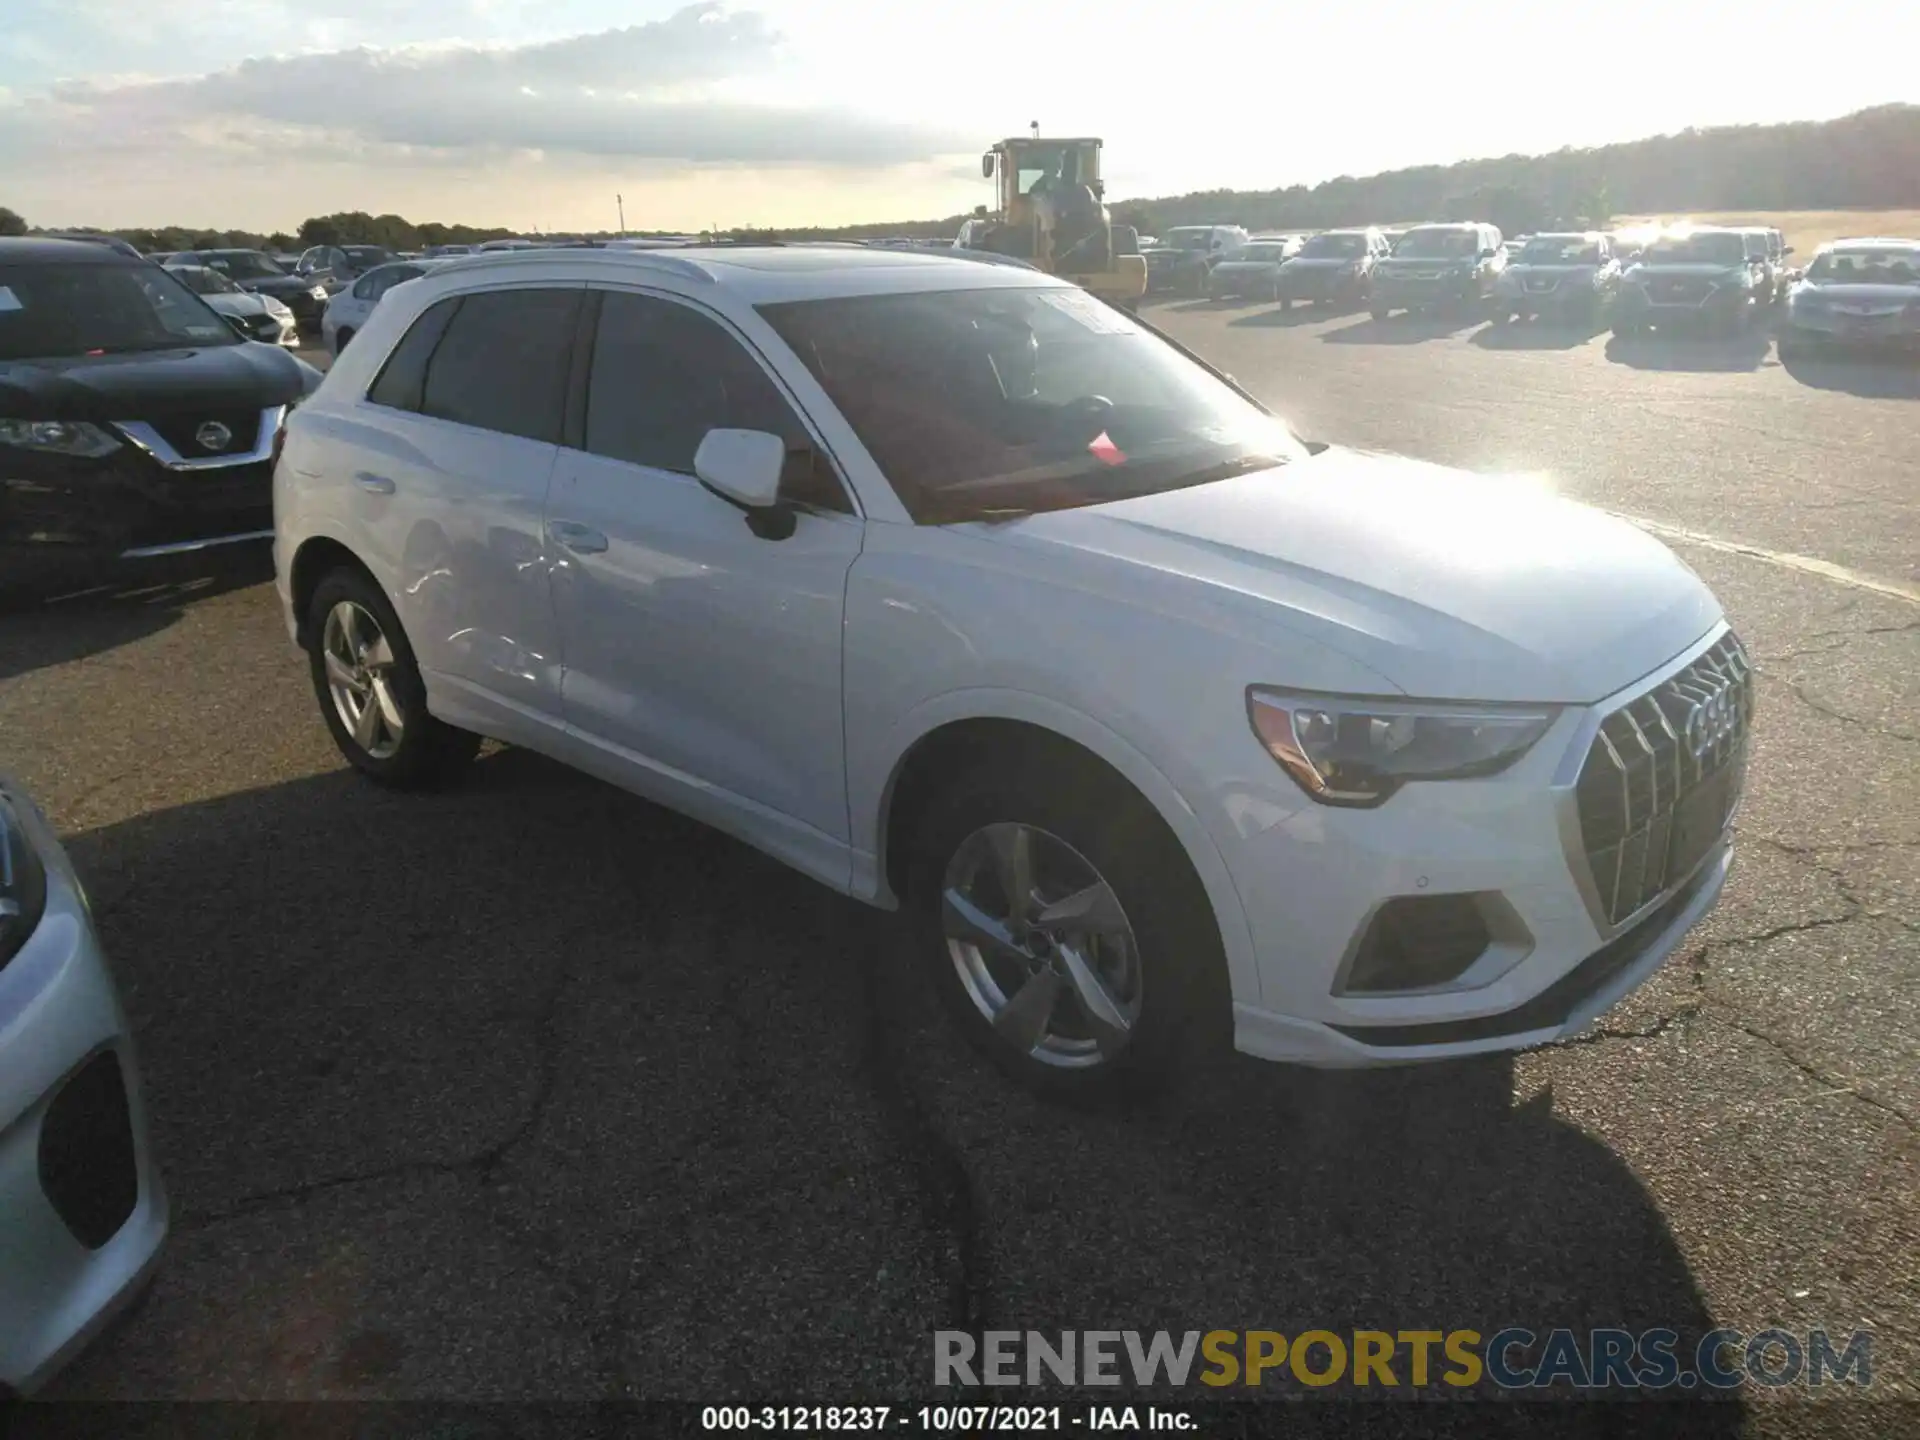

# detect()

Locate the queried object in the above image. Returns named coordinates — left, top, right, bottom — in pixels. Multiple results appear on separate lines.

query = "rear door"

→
left=344, top=284, right=583, bottom=740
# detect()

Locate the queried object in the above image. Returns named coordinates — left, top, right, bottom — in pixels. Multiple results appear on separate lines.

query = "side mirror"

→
left=1480, top=247, right=1498, bottom=259
left=1782, top=246, right=1795, bottom=257
left=694, top=428, right=794, bottom=540
left=221, top=313, right=251, bottom=339
left=981, top=153, right=996, bottom=179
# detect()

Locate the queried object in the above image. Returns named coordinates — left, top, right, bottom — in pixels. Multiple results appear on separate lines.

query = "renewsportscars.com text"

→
left=934, top=1328, right=1872, bottom=1391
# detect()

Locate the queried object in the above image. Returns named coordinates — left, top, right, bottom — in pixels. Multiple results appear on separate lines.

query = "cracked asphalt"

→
left=0, top=315, right=1913, bottom=1427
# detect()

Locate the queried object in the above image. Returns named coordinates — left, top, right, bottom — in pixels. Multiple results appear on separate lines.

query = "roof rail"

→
left=431, top=246, right=717, bottom=284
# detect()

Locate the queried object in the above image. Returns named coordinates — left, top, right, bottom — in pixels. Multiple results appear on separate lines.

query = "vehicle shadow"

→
left=1471, top=317, right=1609, bottom=351
left=46, top=751, right=1741, bottom=1412
left=1603, top=329, right=1774, bottom=374
left=1229, top=304, right=1348, bottom=329
left=0, top=548, right=274, bottom=684
left=1777, top=351, right=1920, bottom=399
left=1321, top=312, right=1483, bottom=345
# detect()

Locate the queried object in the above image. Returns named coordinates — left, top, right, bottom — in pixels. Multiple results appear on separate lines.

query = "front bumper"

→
left=1278, top=266, right=1365, bottom=301
left=1780, top=309, right=1920, bottom=348
left=1502, top=281, right=1602, bottom=314
left=1208, top=269, right=1280, bottom=297
left=1220, top=625, right=1744, bottom=1067
left=1374, top=272, right=1483, bottom=306
left=1, top=407, right=282, bottom=583
left=1621, top=283, right=1752, bottom=323
left=0, top=789, right=168, bottom=1393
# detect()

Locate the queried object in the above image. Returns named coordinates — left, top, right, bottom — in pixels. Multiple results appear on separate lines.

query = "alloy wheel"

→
left=322, top=599, right=405, bottom=760
left=941, top=822, right=1144, bottom=1069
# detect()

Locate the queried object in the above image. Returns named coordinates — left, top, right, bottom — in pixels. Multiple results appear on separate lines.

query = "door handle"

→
left=353, top=471, right=395, bottom=495
left=548, top=519, right=608, bottom=555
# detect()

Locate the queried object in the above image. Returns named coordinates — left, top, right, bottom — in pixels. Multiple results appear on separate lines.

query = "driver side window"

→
left=583, top=290, right=852, bottom=514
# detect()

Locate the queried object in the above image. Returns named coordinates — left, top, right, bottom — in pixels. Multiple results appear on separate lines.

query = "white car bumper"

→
left=1218, top=626, right=1747, bottom=1066
left=0, top=786, right=167, bottom=1395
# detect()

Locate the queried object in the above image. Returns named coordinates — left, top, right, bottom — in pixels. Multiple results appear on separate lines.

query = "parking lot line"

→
left=1612, top=512, right=1920, bottom=606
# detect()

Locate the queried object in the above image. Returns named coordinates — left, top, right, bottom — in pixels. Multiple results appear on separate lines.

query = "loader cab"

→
left=983, top=137, right=1106, bottom=229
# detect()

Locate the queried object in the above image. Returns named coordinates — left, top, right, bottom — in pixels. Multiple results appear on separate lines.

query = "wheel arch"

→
left=866, top=692, right=1260, bottom=1008
left=288, top=534, right=376, bottom=649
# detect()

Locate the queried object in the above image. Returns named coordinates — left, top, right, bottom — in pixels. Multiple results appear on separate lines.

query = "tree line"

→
left=6, top=103, right=1916, bottom=253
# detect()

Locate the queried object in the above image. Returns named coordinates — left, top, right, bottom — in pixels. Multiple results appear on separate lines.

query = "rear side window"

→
left=583, top=290, right=849, bottom=512
left=367, top=296, right=459, bottom=412
left=368, top=287, right=581, bottom=443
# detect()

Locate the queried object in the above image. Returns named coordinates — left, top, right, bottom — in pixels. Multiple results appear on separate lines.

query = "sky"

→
left=2, top=0, right=1915, bottom=235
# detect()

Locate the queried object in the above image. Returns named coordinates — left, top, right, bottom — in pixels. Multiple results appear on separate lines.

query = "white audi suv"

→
left=272, top=246, right=1750, bottom=1098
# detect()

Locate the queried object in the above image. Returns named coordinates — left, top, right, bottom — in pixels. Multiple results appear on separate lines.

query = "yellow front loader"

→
left=960, top=133, right=1147, bottom=310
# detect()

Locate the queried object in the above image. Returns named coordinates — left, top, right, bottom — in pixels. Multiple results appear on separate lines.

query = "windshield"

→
left=757, top=286, right=1304, bottom=525
left=343, top=246, right=396, bottom=267
left=0, top=261, right=239, bottom=359
left=1394, top=229, right=1479, bottom=258
left=1644, top=234, right=1746, bottom=266
left=1520, top=237, right=1602, bottom=264
left=1299, top=234, right=1364, bottom=259
left=1163, top=228, right=1215, bottom=252
left=1806, top=250, right=1920, bottom=285
left=172, top=266, right=242, bottom=296
left=205, top=251, right=286, bottom=279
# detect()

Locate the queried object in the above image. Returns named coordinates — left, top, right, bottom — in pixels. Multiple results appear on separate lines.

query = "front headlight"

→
left=0, top=419, right=122, bottom=458
left=1246, top=690, right=1556, bottom=807
left=0, top=782, right=50, bottom=971
left=264, top=297, right=293, bottom=316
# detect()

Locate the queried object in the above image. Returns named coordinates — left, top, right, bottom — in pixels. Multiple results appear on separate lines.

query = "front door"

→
left=545, top=288, right=864, bottom=884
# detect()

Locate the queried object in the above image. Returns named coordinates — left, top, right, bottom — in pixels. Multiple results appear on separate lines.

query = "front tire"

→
left=306, top=567, right=480, bottom=788
left=906, top=755, right=1227, bottom=1102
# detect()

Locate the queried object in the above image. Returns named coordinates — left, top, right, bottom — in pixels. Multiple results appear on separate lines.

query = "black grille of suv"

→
left=1574, top=633, right=1753, bottom=927
left=149, top=409, right=262, bottom=459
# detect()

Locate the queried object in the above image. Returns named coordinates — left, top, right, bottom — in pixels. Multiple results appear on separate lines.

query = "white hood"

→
left=987, top=449, right=1721, bottom=703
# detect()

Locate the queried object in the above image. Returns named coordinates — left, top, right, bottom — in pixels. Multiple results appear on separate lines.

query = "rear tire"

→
left=905, top=754, right=1227, bottom=1103
left=306, top=566, right=480, bottom=789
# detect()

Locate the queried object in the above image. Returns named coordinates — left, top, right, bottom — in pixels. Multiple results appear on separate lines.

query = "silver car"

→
left=166, top=264, right=300, bottom=347
left=1206, top=237, right=1303, bottom=301
left=0, top=774, right=167, bottom=1394
left=1778, top=238, right=1920, bottom=357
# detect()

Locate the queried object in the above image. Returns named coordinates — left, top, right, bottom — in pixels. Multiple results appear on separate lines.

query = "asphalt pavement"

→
left=0, top=312, right=1912, bottom=1425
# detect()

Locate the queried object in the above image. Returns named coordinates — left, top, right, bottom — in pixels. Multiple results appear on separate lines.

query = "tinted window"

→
left=351, top=274, right=376, bottom=300
left=415, top=288, right=580, bottom=443
left=585, top=291, right=849, bottom=512
left=367, top=296, right=458, bottom=412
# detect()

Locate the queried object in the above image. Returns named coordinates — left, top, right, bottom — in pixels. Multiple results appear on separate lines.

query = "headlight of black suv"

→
left=0, top=779, right=51, bottom=971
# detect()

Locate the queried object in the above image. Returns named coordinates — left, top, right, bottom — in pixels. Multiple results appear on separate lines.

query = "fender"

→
left=852, top=686, right=1263, bottom=1010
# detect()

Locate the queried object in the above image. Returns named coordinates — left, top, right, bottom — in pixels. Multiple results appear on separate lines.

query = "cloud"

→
left=6, top=3, right=971, bottom=170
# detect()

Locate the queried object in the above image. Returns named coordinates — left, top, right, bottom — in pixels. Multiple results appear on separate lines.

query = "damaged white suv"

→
left=274, top=245, right=1750, bottom=1098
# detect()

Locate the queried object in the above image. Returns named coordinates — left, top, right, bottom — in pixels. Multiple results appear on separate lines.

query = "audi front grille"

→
left=1573, top=633, right=1754, bottom=928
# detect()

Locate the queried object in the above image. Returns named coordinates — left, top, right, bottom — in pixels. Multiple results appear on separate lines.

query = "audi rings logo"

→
left=195, top=421, right=233, bottom=452
left=1683, top=682, right=1739, bottom=762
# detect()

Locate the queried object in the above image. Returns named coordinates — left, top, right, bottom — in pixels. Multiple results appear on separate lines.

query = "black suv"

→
left=1, top=238, right=321, bottom=593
